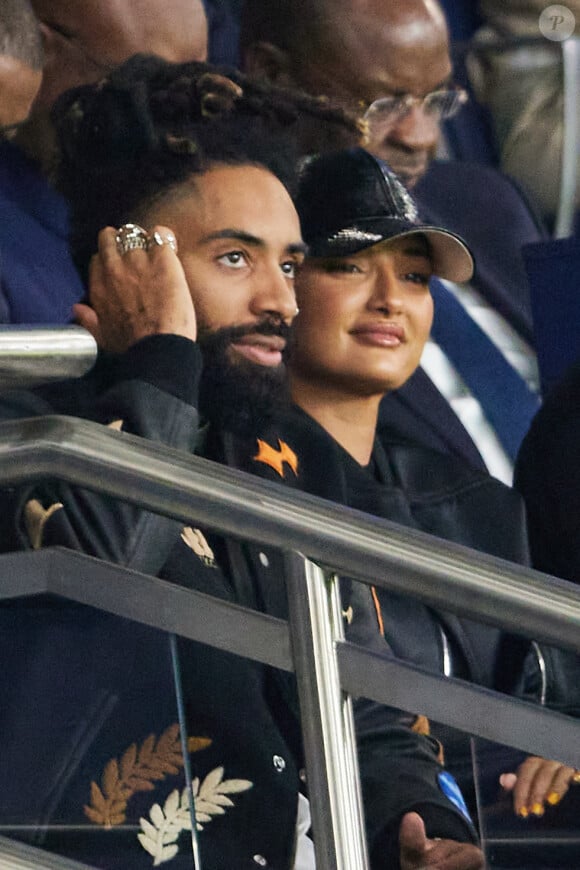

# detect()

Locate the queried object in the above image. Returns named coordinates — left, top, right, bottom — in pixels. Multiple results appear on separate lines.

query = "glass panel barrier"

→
left=0, top=419, right=580, bottom=868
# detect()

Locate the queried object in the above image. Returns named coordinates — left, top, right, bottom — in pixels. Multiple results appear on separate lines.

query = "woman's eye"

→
left=218, top=251, right=247, bottom=268
left=404, top=272, right=431, bottom=286
left=323, top=261, right=362, bottom=274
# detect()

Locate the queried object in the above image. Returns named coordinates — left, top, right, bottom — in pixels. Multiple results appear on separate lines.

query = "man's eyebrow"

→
left=199, top=229, right=264, bottom=246
left=200, top=229, right=307, bottom=255
left=287, top=242, right=308, bottom=256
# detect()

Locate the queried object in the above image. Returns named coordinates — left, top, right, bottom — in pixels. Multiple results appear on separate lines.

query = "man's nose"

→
left=250, top=265, right=297, bottom=323
left=378, top=103, right=440, bottom=152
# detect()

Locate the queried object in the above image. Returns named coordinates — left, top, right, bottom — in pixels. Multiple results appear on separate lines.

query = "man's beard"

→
left=198, top=319, right=292, bottom=437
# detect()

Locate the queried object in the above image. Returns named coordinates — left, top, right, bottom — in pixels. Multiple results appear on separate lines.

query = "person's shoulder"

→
left=416, top=160, right=545, bottom=232
left=381, top=434, right=513, bottom=501
left=520, top=358, right=580, bottom=450
left=420, top=159, right=524, bottom=194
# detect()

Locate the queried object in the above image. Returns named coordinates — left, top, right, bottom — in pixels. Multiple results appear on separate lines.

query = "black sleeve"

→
left=515, top=358, right=580, bottom=585
left=355, top=700, right=478, bottom=868
left=0, top=334, right=202, bottom=576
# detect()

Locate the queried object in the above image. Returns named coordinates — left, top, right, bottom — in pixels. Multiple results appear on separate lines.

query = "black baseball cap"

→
left=296, top=148, right=474, bottom=283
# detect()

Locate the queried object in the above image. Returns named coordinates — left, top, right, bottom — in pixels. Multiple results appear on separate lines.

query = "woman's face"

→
left=290, top=235, right=434, bottom=396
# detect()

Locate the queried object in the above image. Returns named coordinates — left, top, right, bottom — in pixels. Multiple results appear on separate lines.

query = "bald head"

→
left=0, top=0, right=43, bottom=133
left=32, top=0, right=208, bottom=111
left=242, top=0, right=452, bottom=186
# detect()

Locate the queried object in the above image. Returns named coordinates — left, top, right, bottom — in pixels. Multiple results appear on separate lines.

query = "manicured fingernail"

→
left=531, top=803, right=545, bottom=816
left=573, top=771, right=580, bottom=784
left=547, top=791, right=561, bottom=806
left=518, top=806, right=529, bottom=818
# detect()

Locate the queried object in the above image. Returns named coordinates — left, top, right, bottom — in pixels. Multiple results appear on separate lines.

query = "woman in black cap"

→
left=279, top=148, right=579, bottom=835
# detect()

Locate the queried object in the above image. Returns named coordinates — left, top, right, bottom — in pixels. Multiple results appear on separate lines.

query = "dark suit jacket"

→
left=379, top=160, right=546, bottom=470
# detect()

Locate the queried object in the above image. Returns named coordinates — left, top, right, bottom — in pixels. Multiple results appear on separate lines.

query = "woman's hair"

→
left=53, top=53, right=364, bottom=279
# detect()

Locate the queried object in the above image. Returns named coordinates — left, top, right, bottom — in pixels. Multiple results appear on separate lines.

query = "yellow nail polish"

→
left=531, top=803, right=545, bottom=816
left=573, top=771, right=580, bottom=785
left=518, top=806, right=529, bottom=818
left=547, top=791, right=561, bottom=806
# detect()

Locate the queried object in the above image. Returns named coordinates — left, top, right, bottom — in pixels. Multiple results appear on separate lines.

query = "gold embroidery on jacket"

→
left=23, top=499, right=64, bottom=550
left=84, top=724, right=211, bottom=828
left=412, top=715, right=430, bottom=736
left=411, top=716, right=445, bottom=763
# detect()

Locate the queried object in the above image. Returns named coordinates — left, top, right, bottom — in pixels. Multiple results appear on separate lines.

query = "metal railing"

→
left=1, top=416, right=580, bottom=870
left=0, top=326, right=96, bottom=387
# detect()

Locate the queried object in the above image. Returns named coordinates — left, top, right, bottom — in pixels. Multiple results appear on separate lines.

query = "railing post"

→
left=284, top=551, right=370, bottom=870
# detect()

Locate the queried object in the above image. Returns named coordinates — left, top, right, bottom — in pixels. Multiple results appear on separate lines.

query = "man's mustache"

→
left=198, top=319, right=291, bottom=352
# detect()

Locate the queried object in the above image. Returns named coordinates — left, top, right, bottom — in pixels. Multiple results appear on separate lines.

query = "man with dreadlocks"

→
left=0, top=56, right=481, bottom=870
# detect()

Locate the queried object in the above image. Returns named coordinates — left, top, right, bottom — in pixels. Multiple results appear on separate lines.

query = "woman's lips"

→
left=350, top=323, right=405, bottom=347
left=230, top=334, right=286, bottom=366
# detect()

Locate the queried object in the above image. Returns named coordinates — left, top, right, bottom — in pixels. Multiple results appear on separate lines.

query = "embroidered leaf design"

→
left=217, top=778, right=254, bottom=794
left=188, top=736, right=212, bottom=753
left=138, top=789, right=192, bottom=866
left=84, top=724, right=211, bottom=828
left=192, top=767, right=253, bottom=831
left=137, top=767, right=254, bottom=864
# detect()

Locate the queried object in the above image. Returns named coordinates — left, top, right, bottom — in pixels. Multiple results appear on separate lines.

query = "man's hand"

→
left=399, top=812, right=484, bottom=869
left=500, top=756, right=580, bottom=818
left=74, top=225, right=197, bottom=353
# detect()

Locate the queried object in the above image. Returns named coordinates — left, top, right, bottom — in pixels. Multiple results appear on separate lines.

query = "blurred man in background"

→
left=241, top=0, right=545, bottom=484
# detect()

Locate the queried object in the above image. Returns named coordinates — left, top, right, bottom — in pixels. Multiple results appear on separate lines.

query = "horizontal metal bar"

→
left=337, top=642, right=580, bottom=768
left=0, top=833, right=94, bottom=870
left=0, top=548, right=292, bottom=672
left=0, top=327, right=96, bottom=387
left=0, top=416, right=578, bottom=654
left=3, top=547, right=580, bottom=785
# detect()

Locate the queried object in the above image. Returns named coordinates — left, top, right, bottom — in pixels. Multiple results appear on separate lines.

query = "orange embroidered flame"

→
left=254, top=438, right=298, bottom=478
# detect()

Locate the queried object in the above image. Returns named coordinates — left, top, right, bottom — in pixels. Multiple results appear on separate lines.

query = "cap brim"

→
left=307, top=220, right=474, bottom=284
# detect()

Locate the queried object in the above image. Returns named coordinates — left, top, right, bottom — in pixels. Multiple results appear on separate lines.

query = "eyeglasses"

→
left=363, top=87, right=468, bottom=128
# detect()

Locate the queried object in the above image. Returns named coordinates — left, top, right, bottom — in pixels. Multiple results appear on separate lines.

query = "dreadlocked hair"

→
left=53, top=53, right=364, bottom=280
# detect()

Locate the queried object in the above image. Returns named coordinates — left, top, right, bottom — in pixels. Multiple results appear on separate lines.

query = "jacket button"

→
left=299, top=768, right=307, bottom=783
left=253, top=855, right=268, bottom=866
left=259, top=552, right=270, bottom=567
left=273, top=754, right=286, bottom=772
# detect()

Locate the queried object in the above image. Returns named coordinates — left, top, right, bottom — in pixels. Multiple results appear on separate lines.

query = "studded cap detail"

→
left=296, top=148, right=474, bottom=283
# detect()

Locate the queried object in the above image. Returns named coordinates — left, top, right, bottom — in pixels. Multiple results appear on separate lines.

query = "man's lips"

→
left=392, top=164, right=426, bottom=188
left=230, top=333, right=286, bottom=366
left=376, top=154, right=427, bottom=187
left=350, top=323, right=405, bottom=347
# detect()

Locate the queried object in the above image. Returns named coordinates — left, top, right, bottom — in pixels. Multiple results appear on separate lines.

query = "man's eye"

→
left=218, top=251, right=247, bottom=268
left=281, top=261, right=296, bottom=278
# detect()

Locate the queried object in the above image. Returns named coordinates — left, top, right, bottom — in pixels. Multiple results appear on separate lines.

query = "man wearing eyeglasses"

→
left=241, top=0, right=546, bottom=486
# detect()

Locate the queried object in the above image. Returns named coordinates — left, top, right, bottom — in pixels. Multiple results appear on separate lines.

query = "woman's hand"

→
left=500, top=755, right=580, bottom=818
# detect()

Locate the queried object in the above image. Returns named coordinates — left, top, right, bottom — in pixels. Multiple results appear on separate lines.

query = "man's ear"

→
left=242, top=41, right=295, bottom=86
